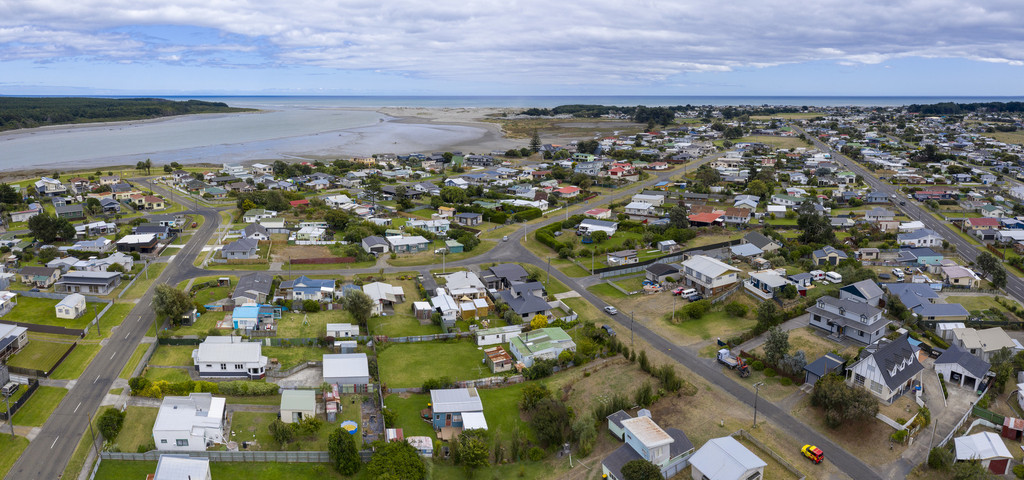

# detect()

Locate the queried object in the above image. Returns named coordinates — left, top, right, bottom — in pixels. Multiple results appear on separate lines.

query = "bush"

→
left=98, top=408, right=126, bottom=440
left=890, top=429, right=908, bottom=443
left=779, top=377, right=793, bottom=386
left=527, top=446, right=546, bottom=461
left=724, top=302, right=748, bottom=318
left=128, top=376, right=152, bottom=395
left=1013, top=464, right=1024, bottom=479
left=302, top=300, right=321, bottom=313
left=929, top=446, right=952, bottom=470
left=218, top=380, right=278, bottom=396
left=751, top=361, right=765, bottom=371
left=764, top=368, right=777, bottom=378
left=938, top=373, right=949, bottom=399
left=684, top=299, right=711, bottom=319
left=421, top=376, right=456, bottom=392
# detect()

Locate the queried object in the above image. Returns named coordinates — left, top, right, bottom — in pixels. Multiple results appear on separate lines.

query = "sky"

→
left=2, top=0, right=1024, bottom=96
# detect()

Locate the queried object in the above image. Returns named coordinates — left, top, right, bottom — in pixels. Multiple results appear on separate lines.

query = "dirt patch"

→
left=878, top=395, right=919, bottom=424
left=272, top=244, right=335, bottom=263
left=790, top=395, right=905, bottom=465
left=550, top=358, right=652, bottom=416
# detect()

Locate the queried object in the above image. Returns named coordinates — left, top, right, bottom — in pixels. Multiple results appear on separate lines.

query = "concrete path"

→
left=553, top=291, right=582, bottom=300
left=38, top=379, right=71, bottom=388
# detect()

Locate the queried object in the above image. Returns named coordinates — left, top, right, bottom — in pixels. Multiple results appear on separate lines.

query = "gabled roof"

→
left=646, top=263, right=679, bottom=276
left=233, top=272, right=273, bottom=298
left=223, top=237, right=258, bottom=253
left=743, top=231, right=778, bottom=250
left=842, top=279, right=884, bottom=301
left=812, top=245, right=848, bottom=259
left=689, top=436, right=767, bottom=480
left=899, top=228, right=941, bottom=241
left=865, top=334, right=923, bottom=390
left=682, top=255, right=740, bottom=278
left=804, top=353, right=845, bottom=378
left=955, top=432, right=1013, bottom=461
left=430, top=388, right=483, bottom=414
left=935, top=344, right=990, bottom=378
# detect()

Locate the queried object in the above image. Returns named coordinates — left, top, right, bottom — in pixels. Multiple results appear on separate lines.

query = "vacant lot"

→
left=92, top=461, right=352, bottom=480
left=750, top=327, right=859, bottom=368
left=377, top=340, right=488, bottom=388
left=13, top=386, right=67, bottom=426
left=262, top=345, right=331, bottom=370
left=50, top=344, right=102, bottom=380
left=5, top=338, right=73, bottom=373
left=143, top=366, right=191, bottom=383
left=789, top=395, right=905, bottom=465
left=148, top=345, right=195, bottom=366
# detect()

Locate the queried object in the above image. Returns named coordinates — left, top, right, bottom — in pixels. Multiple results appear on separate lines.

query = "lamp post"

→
left=752, top=382, right=765, bottom=428
left=2, top=390, right=12, bottom=438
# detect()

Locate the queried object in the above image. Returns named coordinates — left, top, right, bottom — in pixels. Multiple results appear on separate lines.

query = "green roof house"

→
left=509, top=327, right=576, bottom=368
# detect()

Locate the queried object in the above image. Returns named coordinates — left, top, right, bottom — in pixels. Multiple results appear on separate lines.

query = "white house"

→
left=897, top=228, right=943, bottom=248
left=680, top=255, right=741, bottom=296
left=55, top=293, right=86, bottom=319
left=846, top=334, right=923, bottom=404
left=688, top=436, right=767, bottom=480
left=601, top=413, right=693, bottom=480
left=0, top=292, right=16, bottom=317
left=191, top=336, right=268, bottom=380
left=153, top=393, right=226, bottom=451
left=323, top=353, right=371, bottom=393
left=508, top=327, right=576, bottom=368
left=363, top=282, right=405, bottom=315
left=475, top=325, right=524, bottom=346
left=577, top=219, right=618, bottom=236
left=326, top=323, right=360, bottom=338
left=934, top=344, right=990, bottom=391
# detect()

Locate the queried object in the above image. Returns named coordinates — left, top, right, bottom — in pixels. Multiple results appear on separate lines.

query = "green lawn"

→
left=230, top=403, right=361, bottom=450
left=13, top=386, right=67, bottom=426
left=378, top=340, right=489, bottom=388
left=121, top=263, right=168, bottom=299
left=612, top=276, right=646, bottom=293
left=92, top=461, right=353, bottom=480
left=115, top=406, right=158, bottom=452
left=119, top=344, right=150, bottom=379
left=50, top=343, right=102, bottom=380
left=386, top=240, right=497, bottom=267
left=671, top=309, right=758, bottom=342
left=143, top=367, right=191, bottom=383
left=276, top=309, right=353, bottom=338
left=261, top=345, right=331, bottom=370
left=385, top=382, right=537, bottom=445
left=384, top=393, right=436, bottom=438
left=5, top=338, right=73, bottom=373
left=521, top=263, right=570, bottom=295
left=148, top=345, right=195, bottom=366
left=223, top=394, right=282, bottom=406
left=369, top=313, right=441, bottom=337
left=162, top=310, right=225, bottom=336
left=588, top=283, right=627, bottom=300
left=551, top=258, right=592, bottom=278
left=0, top=435, right=30, bottom=478
left=4, top=296, right=107, bottom=330
left=561, top=297, right=605, bottom=324
left=83, top=302, right=136, bottom=340
left=947, top=295, right=1021, bottom=313
left=176, top=275, right=238, bottom=305
left=62, top=406, right=112, bottom=479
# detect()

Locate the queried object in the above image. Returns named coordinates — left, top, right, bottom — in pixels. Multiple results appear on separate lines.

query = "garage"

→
left=934, top=344, right=990, bottom=391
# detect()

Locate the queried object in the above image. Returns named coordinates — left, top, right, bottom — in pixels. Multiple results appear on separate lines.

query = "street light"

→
left=752, top=381, right=765, bottom=429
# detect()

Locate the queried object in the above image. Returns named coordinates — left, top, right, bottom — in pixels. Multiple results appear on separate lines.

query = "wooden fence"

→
left=290, top=257, right=356, bottom=265
left=0, top=379, right=39, bottom=420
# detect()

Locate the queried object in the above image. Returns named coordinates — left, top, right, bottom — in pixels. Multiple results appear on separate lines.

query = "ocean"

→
left=1, top=95, right=1022, bottom=172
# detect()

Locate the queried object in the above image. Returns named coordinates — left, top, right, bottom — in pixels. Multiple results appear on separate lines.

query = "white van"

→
left=825, top=271, right=843, bottom=284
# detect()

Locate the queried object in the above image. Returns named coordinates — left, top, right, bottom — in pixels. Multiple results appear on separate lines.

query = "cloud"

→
left=2, top=0, right=1024, bottom=85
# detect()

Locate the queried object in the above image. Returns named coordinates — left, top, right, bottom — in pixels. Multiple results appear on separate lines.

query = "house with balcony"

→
left=680, top=255, right=740, bottom=296
left=846, top=334, right=923, bottom=404
left=35, top=177, right=67, bottom=197
left=279, top=276, right=335, bottom=302
left=898, top=228, right=943, bottom=248
left=808, top=295, right=889, bottom=345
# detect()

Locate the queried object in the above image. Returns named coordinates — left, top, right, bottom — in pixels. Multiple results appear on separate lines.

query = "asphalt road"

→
left=794, top=126, right=1024, bottom=303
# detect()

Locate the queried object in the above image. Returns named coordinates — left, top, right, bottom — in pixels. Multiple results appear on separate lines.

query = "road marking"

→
left=110, top=351, right=117, bottom=360
left=136, top=316, right=141, bottom=322
left=51, top=436, right=59, bottom=448
left=74, top=402, right=82, bottom=413
left=94, top=375, right=100, bottom=384
left=125, top=332, right=130, bottom=339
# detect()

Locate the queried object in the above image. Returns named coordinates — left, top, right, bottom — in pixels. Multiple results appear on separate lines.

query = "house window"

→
left=854, top=374, right=866, bottom=386
left=235, top=364, right=244, bottom=370
left=161, top=439, right=167, bottom=444
left=220, top=364, right=227, bottom=370
left=870, top=380, right=883, bottom=394
left=176, top=439, right=189, bottom=446
left=206, top=364, right=212, bottom=368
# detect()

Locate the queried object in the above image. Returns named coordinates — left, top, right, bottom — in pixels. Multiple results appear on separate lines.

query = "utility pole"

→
left=753, top=382, right=765, bottom=428
left=3, top=390, right=12, bottom=438
left=546, top=257, right=551, bottom=288
left=630, top=311, right=634, bottom=346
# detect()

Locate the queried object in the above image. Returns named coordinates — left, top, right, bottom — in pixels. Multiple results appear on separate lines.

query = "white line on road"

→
left=136, top=316, right=141, bottom=322
left=50, top=436, right=59, bottom=449
left=94, top=375, right=100, bottom=384
left=125, top=333, right=130, bottom=339
left=109, top=351, right=117, bottom=360
left=74, top=402, right=82, bottom=413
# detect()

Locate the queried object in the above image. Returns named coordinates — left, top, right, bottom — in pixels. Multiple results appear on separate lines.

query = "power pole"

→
left=630, top=311, right=634, bottom=346
left=753, top=382, right=765, bottom=428
left=3, top=390, right=12, bottom=438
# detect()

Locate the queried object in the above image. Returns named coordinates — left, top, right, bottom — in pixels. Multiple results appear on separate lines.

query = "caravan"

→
left=825, top=272, right=843, bottom=284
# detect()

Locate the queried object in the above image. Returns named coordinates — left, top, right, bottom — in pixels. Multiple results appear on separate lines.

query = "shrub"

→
left=302, top=300, right=321, bottom=313
left=128, top=376, right=151, bottom=395
left=928, top=447, right=952, bottom=470
left=684, top=299, right=711, bottom=319
left=98, top=408, right=126, bottom=440
left=938, top=373, right=949, bottom=399
left=527, top=446, right=545, bottom=461
left=764, top=368, right=777, bottom=378
left=751, top=361, right=765, bottom=371
left=1013, top=464, right=1024, bottom=479
left=779, top=377, right=793, bottom=386
left=890, top=429, right=908, bottom=443
left=218, top=380, right=278, bottom=396
left=724, top=302, right=748, bottom=318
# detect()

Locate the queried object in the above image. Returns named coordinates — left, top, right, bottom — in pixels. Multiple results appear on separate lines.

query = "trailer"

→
left=717, top=349, right=751, bottom=377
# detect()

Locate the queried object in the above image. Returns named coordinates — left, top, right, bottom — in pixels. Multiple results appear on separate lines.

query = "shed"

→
left=323, top=353, right=370, bottom=392
left=55, top=293, right=86, bottom=319
left=1002, top=417, right=1024, bottom=441
left=954, top=431, right=1013, bottom=475
left=444, top=239, right=464, bottom=254
left=413, top=301, right=434, bottom=320
left=689, top=436, right=767, bottom=480
left=280, top=389, right=316, bottom=424
left=326, top=323, right=359, bottom=338
left=606, top=409, right=632, bottom=441
left=803, top=353, right=845, bottom=385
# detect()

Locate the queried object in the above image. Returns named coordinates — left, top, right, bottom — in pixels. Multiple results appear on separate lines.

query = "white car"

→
left=604, top=306, right=618, bottom=315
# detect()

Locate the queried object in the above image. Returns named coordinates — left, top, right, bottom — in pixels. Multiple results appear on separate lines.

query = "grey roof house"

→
left=221, top=238, right=259, bottom=260
left=232, top=273, right=273, bottom=305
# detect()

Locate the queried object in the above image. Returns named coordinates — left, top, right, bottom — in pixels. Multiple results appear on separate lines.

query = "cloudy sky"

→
left=2, top=0, right=1023, bottom=96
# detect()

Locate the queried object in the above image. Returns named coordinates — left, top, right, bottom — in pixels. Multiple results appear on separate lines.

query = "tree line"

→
left=0, top=97, right=252, bottom=132
left=907, top=101, right=1024, bottom=115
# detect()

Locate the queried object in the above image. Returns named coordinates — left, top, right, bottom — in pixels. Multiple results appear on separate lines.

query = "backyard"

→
left=92, top=461, right=353, bottom=480
left=147, top=345, right=196, bottom=366
left=377, top=340, right=490, bottom=388
left=114, top=406, right=159, bottom=452
left=262, top=345, right=332, bottom=370
left=4, top=296, right=107, bottom=330
left=176, top=275, right=238, bottom=306
left=386, top=239, right=497, bottom=267
left=13, top=386, right=67, bottom=426
left=4, top=337, right=73, bottom=374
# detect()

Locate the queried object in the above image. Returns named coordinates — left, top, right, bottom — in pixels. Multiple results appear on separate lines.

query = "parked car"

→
left=434, top=248, right=448, bottom=254
left=687, top=293, right=703, bottom=302
left=878, top=273, right=891, bottom=280
left=553, top=230, right=562, bottom=237
left=604, top=306, right=618, bottom=315
left=601, top=325, right=616, bottom=336
left=801, top=445, right=824, bottom=464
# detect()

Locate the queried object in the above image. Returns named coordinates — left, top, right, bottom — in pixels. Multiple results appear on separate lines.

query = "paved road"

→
left=6, top=190, right=222, bottom=479
left=795, top=126, right=1024, bottom=303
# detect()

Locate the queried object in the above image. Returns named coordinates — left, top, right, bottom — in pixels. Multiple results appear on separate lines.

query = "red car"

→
left=672, top=287, right=686, bottom=295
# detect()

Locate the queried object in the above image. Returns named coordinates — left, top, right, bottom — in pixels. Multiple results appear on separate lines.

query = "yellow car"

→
left=801, top=445, right=824, bottom=464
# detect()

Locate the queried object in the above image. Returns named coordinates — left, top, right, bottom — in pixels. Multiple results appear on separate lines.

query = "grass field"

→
left=4, top=296, right=107, bottom=329
left=92, top=461, right=353, bottom=480
left=143, top=366, right=191, bottom=383
left=230, top=403, right=361, bottom=450
left=947, top=295, right=1021, bottom=313
left=672, top=309, right=758, bottom=342
left=750, top=112, right=823, bottom=120
left=176, top=275, right=238, bottom=305
left=50, top=343, right=102, bottom=380
left=378, top=340, right=488, bottom=388
left=386, top=239, right=497, bottom=267
left=5, top=338, right=73, bottom=373
left=261, top=345, right=331, bottom=370
left=83, top=302, right=136, bottom=340
left=162, top=310, right=225, bottom=336
left=384, top=393, right=436, bottom=438
left=121, top=263, right=168, bottom=299
left=115, top=406, right=158, bottom=452
left=0, top=435, right=29, bottom=479
left=119, top=344, right=150, bottom=379
left=147, top=345, right=195, bottom=366
left=13, top=386, right=67, bottom=426
left=369, top=313, right=441, bottom=337
left=588, top=283, right=627, bottom=300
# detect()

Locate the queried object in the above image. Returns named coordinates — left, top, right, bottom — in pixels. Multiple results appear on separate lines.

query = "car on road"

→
left=502, top=236, right=509, bottom=242
left=601, top=325, right=616, bottom=336
left=900, top=201, right=906, bottom=206
left=604, top=306, right=618, bottom=315
left=192, top=221, right=198, bottom=228
left=801, top=445, right=824, bottom=464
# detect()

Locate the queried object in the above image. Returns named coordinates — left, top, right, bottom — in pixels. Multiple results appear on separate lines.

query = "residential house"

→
left=688, top=436, right=767, bottom=480
left=934, top=344, right=990, bottom=390
left=646, top=263, right=680, bottom=284
left=966, top=217, right=1001, bottom=230
left=601, top=414, right=693, bottom=480
left=54, top=271, right=121, bottom=295
left=229, top=303, right=278, bottom=333
left=429, top=388, right=488, bottom=432
left=865, top=191, right=890, bottom=203
left=744, top=271, right=790, bottom=300
left=770, top=193, right=804, bottom=206
left=46, top=257, right=79, bottom=272
left=577, top=219, right=618, bottom=236
left=0, top=292, right=16, bottom=317
left=116, top=234, right=159, bottom=254
left=481, top=264, right=529, bottom=290
left=242, top=209, right=277, bottom=223
left=952, top=327, right=1020, bottom=362
left=509, top=327, right=576, bottom=368
left=496, top=286, right=550, bottom=321
left=721, top=207, right=751, bottom=225
left=280, top=390, right=316, bottom=424
left=808, top=295, right=889, bottom=344
left=191, top=336, right=268, bottom=379
left=280, top=276, right=335, bottom=302
left=941, top=265, right=981, bottom=288
left=324, top=194, right=353, bottom=209
left=10, top=203, right=41, bottom=223
left=323, top=353, right=371, bottom=392
left=954, top=432, right=1013, bottom=475
left=251, top=163, right=273, bottom=176
left=454, top=213, right=482, bottom=226
left=406, top=219, right=450, bottom=235
left=898, top=228, right=943, bottom=248
left=363, top=282, right=405, bottom=315
left=742, top=232, right=782, bottom=253
left=34, top=177, right=67, bottom=196
left=133, top=224, right=172, bottom=240
left=387, top=235, right=430, bottom=254
left=585, top=208, right=613, bottom=219
left=18, top=266, right=60, bottom=288
left=607, top=249, right=639, bottom=266
left=221, top=238, right=259, bottom=260
left=812, top=246, right=848, bottom=266
left=361, top=236, right=390, bottom=255
left=803, top=353, right=846, bottom=385
left=0, top=324, right=28, bottom=361
left=864, top=207, right=896, bottom=223
left=142, top=195, right=165, bottom=210
left=153, top=393, right=226, bottom=451
left=839, top=279, right=885, bottom=307
left=443, top=271, right=488, bottom=299
left=68, top=238, right=113, bottom=253
left=680, top=255, right=741, bottom=296
left=55, top=293, right=86, bottom=319
left=232, top=273, right=273, bottom=305
left=55, top=204, right=85, bottom=220
left=846, top=334, right=923, bottom=404
left=475, top=325, right=524, bottom=346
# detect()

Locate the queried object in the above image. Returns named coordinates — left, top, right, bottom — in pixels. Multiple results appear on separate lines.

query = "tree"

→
left=153, top=284, right=193, bottom=325
left=668, top=204, right=689, bottom=229
left=440, top=186, right=467, bottom=204
left=328, top=428, right=361, bottom=475
left=694, top=165, right=721, bottom=186
left=755, top=301, right=779, bottom=332
left=454, top=429, right=489, bottom=469
left=519, top=383, right=552, bottom=411
left=530, top=314, right=548, bottom=330
left=98, top=408, right=126, bottom=440
left=342, top=289, right=375, bottom=327
left=797, top=202, right=836, bottom=245
left=621, top=459, right=662, bottom=480
left=529, top=398, right=572, bottom=447
left=28, top=214, right=76, bottom=243
left=975, top=252, right=1007, bottom=288
left=590, top=230, right=608, bottom=243
left=269, top=419, right=295, bottom=445
left=163, top=164, right=173, bottom=173
left=811, top=373, right=880, bottom=428
left=530, top=129, right=542, bottom=152
left=745, top=179, right=770, bottom=197
left=367, top=440, right=426, bottom=479
left=763, top=326, right=790, bottom=366
left=0, top=184, right=20, bottom=204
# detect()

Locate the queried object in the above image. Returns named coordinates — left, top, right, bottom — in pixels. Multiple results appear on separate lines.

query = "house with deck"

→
left=192, top=336, right=268, bottom=379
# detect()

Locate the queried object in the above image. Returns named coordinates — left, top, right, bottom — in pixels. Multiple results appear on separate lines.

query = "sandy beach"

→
left=0, top=105, right=524, bottom=174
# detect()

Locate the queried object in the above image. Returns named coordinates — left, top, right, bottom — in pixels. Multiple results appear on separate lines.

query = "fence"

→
left=0, top=378, right=39, bottom=420
left=712, top=283, right=743, bottom=304
left=267, top=361, right=322, bottom=379
left=0, top=319, right=85, bottom=337
left=131, top=341, right=159, bottom=379
left=293, top=240, right=341, bottom=246
left=117, top=262, right=150, bottom=299
left=593, top=238, right=744, bottom=278
left=157, top=336, right=203, bottom=345
left=290, top=257, right=356, bottom=265
left=456, top=375, right=525, bottom=389
left=381, top=332, right=473, bottom=343
left=732, top=429, right=806, bottom=480
left=972, top=405, right=1005, bottom=425
left=99, top=450, right=333, bottom=462
left=7, top=342, right=78, bottom=377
